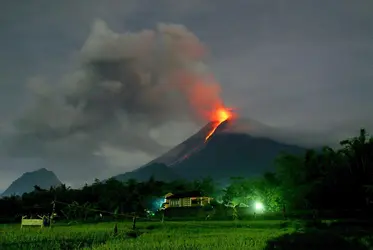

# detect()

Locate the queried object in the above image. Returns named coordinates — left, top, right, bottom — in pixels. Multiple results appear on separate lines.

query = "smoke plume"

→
left=1, top=20, right=224, bottom=170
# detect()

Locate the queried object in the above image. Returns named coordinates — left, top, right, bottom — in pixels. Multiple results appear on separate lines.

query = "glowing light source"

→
left=255, top=202, right=264, bottom=211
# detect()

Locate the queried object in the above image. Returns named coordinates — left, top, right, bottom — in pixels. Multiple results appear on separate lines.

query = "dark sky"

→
left=0, top=0, right=372, bottom=190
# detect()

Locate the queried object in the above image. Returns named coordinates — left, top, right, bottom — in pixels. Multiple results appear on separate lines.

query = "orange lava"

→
left=205, top=107, right=232, bottom=141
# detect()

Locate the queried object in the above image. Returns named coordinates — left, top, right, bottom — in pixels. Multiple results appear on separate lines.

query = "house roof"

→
left=167, top=191, right=204, bottom=199
left=165, top=192, right=173, bottom=198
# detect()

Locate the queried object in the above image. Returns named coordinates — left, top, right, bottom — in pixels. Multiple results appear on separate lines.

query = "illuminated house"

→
left=162, top=191, right=212, bottom=209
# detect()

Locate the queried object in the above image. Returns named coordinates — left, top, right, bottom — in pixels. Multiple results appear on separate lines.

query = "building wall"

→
left=168, top=197, right=212, bottom=208
left=181, top=198, right=191, bottom=207
left=169, top=199, right=180, bottom=207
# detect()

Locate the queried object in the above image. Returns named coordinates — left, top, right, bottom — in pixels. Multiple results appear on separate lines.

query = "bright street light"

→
left=255, top=202, right=264, bottom=211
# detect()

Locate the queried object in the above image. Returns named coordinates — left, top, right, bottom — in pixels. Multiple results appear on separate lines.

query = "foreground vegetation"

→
left=1, top=220, right=372, bottom=250
left=1, top=129, right=373, bottom=223
left=1, top=129, right=373, bottom=249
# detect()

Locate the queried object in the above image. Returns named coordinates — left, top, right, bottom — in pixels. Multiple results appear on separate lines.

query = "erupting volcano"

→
left=205, top=107, right=233, bottom=141
left=117, top=114, right=308, bottom=182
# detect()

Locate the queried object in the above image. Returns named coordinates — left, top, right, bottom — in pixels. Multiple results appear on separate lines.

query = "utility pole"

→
left=50, top=200, right=56, bottom=227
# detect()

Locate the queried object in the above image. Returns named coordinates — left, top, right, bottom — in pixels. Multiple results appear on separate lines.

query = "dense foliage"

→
left=0, top=177, right=216, bottom=222
left=277, top=128, right=373, bottom=212
left=1, top=129, right=372, bottom=222
left=222, top=129, right=373, bottom=217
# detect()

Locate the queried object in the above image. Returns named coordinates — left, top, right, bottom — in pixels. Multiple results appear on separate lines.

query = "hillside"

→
left=172, top=130, right=306, bottom=180
left=145, top=122, right=215, bottom=166
left=112, top=162, right=181, bottom=182
left=1, top=168, right=62, bottom=197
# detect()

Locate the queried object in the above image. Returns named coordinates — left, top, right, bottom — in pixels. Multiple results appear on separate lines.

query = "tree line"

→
left=223, top=129, right=373, bottom=219
left=1, top=129, right=372, bottom=222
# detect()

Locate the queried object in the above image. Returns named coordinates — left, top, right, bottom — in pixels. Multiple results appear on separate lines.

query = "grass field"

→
left=0, top=220, right=372, bottom=250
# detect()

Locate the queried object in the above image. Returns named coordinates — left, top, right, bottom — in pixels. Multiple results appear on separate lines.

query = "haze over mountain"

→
left=1, top=168, right=62, bottom=197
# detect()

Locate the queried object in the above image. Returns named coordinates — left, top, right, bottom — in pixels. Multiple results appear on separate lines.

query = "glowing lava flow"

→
left=205, top=107, right=232, bottom=142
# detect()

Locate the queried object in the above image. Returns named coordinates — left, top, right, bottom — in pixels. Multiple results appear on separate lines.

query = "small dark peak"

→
left=1, top=168, right=62, bottom=197
left=24, top=167, right=47, bottom=173
left=35, top=168, right=50, bottom=173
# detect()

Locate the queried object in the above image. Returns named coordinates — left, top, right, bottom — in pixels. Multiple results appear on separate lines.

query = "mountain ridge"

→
left=143, top=122, right=214, bottom=167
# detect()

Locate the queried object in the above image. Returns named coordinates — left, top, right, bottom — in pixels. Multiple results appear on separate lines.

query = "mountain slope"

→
left=112, top=123, right=214, bottom=182
left=145, top=122, right=215, bottom=166
left=171, top=120, right=307, bottom=180
left=112, top=162, right=181, bottom=182
left=174, top=131, right=306, bottom=180
left=1, top=168, right=62, bottom=197
left=114, top=119, right=309, bottom=182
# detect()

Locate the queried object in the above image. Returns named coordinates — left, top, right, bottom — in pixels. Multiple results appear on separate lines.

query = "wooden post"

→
left=113, top=223, right=118, bottom=235
left=282, top=203, right=287, bottom=220
left=132, top=214, right=137, bottom=230
left=161, top=209, right=165, bottom=223
left=21, top=216, right=26, bottom=229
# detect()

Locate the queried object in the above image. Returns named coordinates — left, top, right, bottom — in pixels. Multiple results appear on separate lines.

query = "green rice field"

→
left=0, top=220, right=371, bottom=250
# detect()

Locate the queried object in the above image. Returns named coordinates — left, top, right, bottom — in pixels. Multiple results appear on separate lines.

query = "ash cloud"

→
left=1, top=20, right=223, bottom=179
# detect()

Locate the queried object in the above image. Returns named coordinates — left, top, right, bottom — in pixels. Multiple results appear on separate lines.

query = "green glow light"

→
left=255, top=202, right=264, bottom=211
